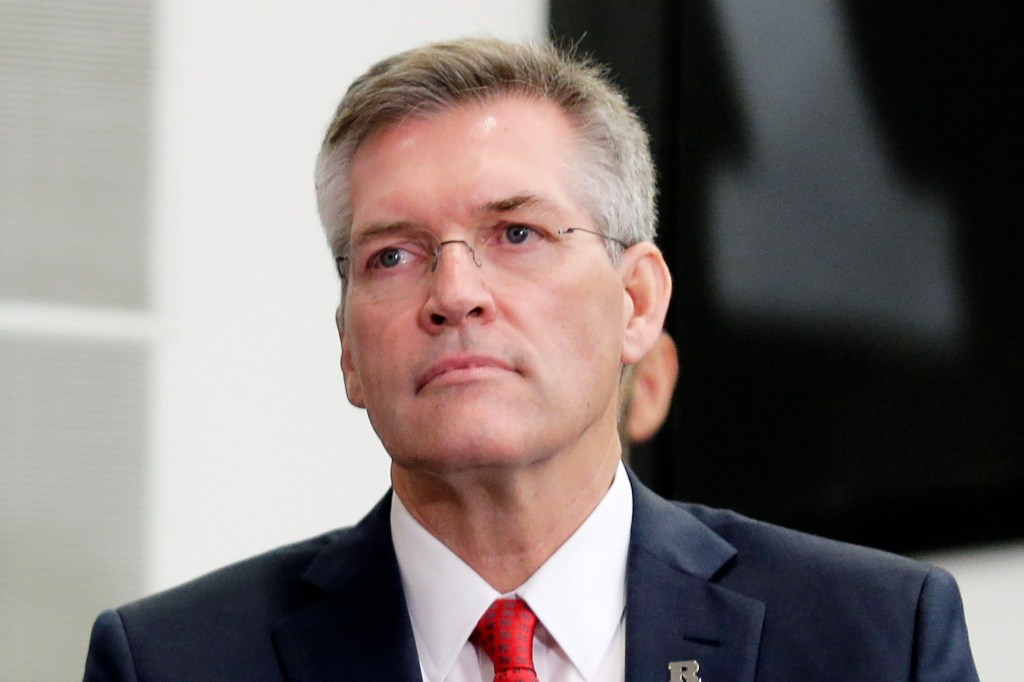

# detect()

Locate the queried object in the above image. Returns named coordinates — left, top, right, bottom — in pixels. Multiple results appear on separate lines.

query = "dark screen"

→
left=551, top=0, right=1023, bottom=553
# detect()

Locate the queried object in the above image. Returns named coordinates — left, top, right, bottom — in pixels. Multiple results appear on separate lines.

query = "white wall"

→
left=149, top=0, right=548, bottom=590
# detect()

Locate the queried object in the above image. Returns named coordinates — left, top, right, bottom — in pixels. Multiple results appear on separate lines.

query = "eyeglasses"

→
left=336, top=224, right=630, bottom=302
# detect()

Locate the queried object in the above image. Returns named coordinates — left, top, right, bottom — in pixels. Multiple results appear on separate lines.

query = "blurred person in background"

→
left=620, top=331, right=679, bottom=453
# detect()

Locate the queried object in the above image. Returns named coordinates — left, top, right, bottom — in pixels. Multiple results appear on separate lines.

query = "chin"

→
left=373, top=399, right=560, bottom=472
left=388, top=429, right=543, bottom=474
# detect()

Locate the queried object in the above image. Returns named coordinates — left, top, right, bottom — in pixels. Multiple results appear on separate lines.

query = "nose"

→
left=431, top=240, right=482, bottom=271
left=420, top=240, right=495, bottom=331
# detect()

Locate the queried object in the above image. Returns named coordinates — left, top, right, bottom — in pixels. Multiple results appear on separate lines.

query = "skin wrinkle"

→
left=397, top=440, right=620, bottom=587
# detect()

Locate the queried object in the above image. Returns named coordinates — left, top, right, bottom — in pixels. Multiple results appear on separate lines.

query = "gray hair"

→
left=315, top=37, right=657, bottom=301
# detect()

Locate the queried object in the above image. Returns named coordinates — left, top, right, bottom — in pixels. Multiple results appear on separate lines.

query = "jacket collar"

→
left=625, top=470, right=765, bottom=682
left=271, top=493, right=423, bottom=681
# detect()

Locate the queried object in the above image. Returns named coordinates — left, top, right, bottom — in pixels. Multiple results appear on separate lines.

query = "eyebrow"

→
left=350, top=193, right=560, bottom=249
left=350, top=221, right=422, bottom=250
left=477, top=193, right=557, bottom=215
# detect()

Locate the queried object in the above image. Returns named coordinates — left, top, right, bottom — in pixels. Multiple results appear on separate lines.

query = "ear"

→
left=337, top=305, right=366, bottom=408
left=627, top=332, right=679, bottom=443
left=619, top=242, right=672, bottom=366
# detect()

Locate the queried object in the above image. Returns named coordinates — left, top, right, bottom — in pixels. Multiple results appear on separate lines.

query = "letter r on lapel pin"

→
left=668, top=659, right=702, bottom=682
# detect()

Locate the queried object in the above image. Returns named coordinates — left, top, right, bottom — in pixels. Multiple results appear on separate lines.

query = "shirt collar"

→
left=391, top=462, right=632, bottom=681
left=517, top=462, right=632, bottom=679
left=391, top=492, right=499, bottom=681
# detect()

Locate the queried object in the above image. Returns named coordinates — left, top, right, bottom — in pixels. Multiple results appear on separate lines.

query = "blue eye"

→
left=373, top=248, right=407, bottom=269
left=504, top=224, right=535, bottom=245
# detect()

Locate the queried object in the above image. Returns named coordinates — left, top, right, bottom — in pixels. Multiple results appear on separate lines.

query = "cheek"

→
left=542, top=281, right=624, bottom=373
left=572, top=274, right=625, bottom=333
left=346, top=307, right=410, bottom=389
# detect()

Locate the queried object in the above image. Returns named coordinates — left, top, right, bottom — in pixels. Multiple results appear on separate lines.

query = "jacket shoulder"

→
left=86, top=526, right=354, bottom=681
left=85, top=490, right=401, bottom=681
left=681, top=502, right=928, bottom=576
left=674, top=502, right=977, bottom=679
left=122, top=528, right=343, bottom=624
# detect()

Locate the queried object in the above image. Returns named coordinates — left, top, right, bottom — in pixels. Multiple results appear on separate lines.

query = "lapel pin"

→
left=668, top=659, right=702, bottom=682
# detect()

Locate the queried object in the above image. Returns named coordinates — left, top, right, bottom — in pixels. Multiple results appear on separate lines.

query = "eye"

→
left=370, top=247, right=411, bottom=269
left=502, top=223, right=539, bottom=245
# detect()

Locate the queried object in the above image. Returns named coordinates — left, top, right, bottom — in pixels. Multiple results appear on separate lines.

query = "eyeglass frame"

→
left=333, top=227, right=632, bottom=280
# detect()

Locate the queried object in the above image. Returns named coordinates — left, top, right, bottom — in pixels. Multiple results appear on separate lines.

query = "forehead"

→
left=347, top=96, right=587, bottom=230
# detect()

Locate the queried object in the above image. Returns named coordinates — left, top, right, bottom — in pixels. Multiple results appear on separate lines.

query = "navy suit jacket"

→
left=84, top=472, right=978, bottom=681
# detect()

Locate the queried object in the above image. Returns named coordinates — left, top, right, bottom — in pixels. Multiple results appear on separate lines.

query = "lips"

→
left=416, top=355, right=515, bottom=391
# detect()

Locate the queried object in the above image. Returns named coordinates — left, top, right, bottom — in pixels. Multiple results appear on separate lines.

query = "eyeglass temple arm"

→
left=557, top=227, right=631, bottom=249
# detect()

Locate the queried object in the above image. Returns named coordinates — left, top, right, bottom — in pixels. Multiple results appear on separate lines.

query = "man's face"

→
left=338, top=96, right=632, bottom=474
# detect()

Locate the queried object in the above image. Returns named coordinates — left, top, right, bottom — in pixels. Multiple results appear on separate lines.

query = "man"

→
left=84, top=39, right=977, bottom=681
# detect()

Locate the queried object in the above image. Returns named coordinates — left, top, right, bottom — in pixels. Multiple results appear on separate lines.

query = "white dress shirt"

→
left=391, top=462, right=633, bottom=682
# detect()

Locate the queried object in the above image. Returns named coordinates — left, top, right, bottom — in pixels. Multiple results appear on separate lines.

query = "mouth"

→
left=416, top=355, right=516, bottom=391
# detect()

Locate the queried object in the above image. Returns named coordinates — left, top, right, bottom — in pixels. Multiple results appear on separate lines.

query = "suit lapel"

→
left=269, top=476, right=765, bottom=682
left=626, top=474, right=765, bottom=682
left=271, top=494, right=423, bottom=681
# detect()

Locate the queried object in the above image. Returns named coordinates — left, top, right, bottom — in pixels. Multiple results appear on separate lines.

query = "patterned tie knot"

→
left=471, top=598, right=539, bottom=682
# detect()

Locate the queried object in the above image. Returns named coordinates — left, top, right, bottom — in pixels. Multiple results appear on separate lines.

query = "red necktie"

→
left=471, top=598, right=540, bottom=682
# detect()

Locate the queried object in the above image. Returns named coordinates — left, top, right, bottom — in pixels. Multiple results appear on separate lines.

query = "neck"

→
left=391, top=437, right=621, bottom=594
